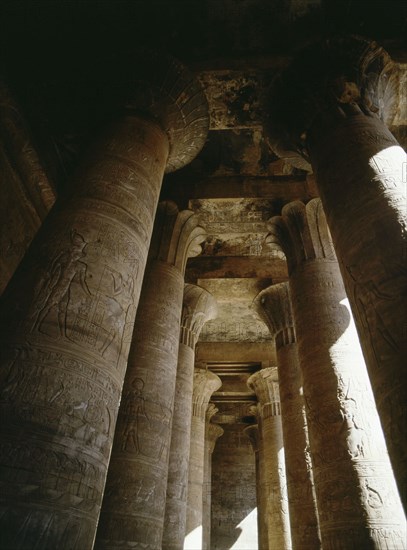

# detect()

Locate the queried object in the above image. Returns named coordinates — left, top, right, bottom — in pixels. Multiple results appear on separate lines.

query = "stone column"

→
left=162, top=284, right=218, bottom=550
left=184, top=368, right=221, bottom=548
left=267, top=199, right=406, bottom=548
left=244, top=424, right=268, bottom=550
left=0, top=81, right=56, bottom=294
left=253, top=282, right=321, bottom=549
left=0, top=54, right=208, bottom=550
left=247, top=368, right=292, bottom=550
left=265, top=36, right=407, bottom=505
left=95, top=203, right=206, bottom=549
left=202, top=417, right=224, bottom=550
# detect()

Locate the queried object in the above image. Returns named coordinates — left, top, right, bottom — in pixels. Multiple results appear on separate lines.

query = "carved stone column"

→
left=202, top=416, right=224, bottom=550
left=244, top=424, right=268, bottom=550
left=247, top=368, right=292, bottom=550
left=253, top=282, right=321, bottom=549
left=184, top=368, right=221, bottom=549
left=0, top=81, right=56, bottom=294
left=265, top=36, right=407, bottom=505
left=267, top=199, right=405, bottom=548
left=95, top=203, right=206, bottom=549
left=162, top=284, right=218, bottom=550
left=0, top=54, right=208, bottom=550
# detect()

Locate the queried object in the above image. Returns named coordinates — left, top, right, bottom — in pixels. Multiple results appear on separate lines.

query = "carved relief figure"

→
left=98, top=272, right=134, bottom=358
left=347, top=262, right=399, bottom=366
left=30, top=230, right=92, bottom=337
left=339, top=382, right=366, bottom=458
left=121, top=378, right=148, bottom=453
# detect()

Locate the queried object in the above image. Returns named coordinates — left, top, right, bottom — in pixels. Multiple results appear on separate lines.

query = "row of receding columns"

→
left=246, top=198, right=405, bottom=549
left=0, top=53, right=213, bottom=550
left=266, top=35, right=407, bottom=515
left=0, top=36, right=406, bottom=550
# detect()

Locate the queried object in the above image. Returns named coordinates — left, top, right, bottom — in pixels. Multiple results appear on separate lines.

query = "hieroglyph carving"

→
left=26, top=224, right=138, bottom=373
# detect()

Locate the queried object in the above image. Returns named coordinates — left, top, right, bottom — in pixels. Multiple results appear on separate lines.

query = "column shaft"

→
left=244, top=424, right=268, bottom=550
left=162, top=343, right=195, bottom=550
left=202, top=423, right=223, bottom=550
left=253, top=282, right=321, bottom=549
left=248, top=369, right=292, bottom=550
left=265, top=37, right=407, bottom=507
left=268, top=199, right=406, bottom=547
left=0, top=115, right=167, bottom=549
left=185, top=371, right=221, bottom=549
left=278, top=342, right=321, bottom=549
left=257, top=433, right=269, bottom=549
left=291, top=258, right=405, bottom=547
left=309, top=114, right=407, bottom=506
left=262, top=405, right=292, bottom=550
left=95, top=260, right=183, bottom=549
left=163, top=284, right=217, bottom=550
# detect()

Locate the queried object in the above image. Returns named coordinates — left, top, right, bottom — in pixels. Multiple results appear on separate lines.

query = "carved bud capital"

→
left=149, top=201, right=206, bottom=274
left=244, top=424, right=260, bottom=453
left=206, top=423, right=224, bottom=455
left=192, top=368, right=222, bottom=420
left=113, top=51, right=209, bottom=172
left=206, top=403, right=218, bottom=423
left=247, top=367, right=281, bottom=418
left=253, top=282, right=295, bottom=347
left=180, top=284, right=218, bottom=348
left=0, top=80, right=56, bottom=214
left=263, top=36, right=399, bottom=170
left=267, top=199, right=335, bottom=274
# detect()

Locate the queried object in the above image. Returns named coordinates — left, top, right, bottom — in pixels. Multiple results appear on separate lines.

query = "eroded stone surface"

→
left=202, top=422, right=224, bottom=550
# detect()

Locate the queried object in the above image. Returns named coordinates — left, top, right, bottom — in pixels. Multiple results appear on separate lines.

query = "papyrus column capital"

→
left=180, top=284, right=218, bottom=349
left=206, top=422, right=224, bottom=456
left=267, top=198, right=335, bottom=274
left=244, top=424, right=260, bottom=453
left=118, top=51, right=209, bottom=173
left=149, top=201, right=206, bottom=275
left=247, top=367, right=279, bottom=406
left=192, top=369, right=222, bottom=420
left=253, top=282, right=295, bottom=347
left=264, top=36, right=399, bottom=170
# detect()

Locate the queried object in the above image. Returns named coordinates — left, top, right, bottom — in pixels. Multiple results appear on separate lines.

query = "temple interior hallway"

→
left=0, top=1, right=406, bottom=549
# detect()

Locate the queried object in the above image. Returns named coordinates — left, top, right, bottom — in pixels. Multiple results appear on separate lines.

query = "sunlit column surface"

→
left=185, top=368, right=221, bottom=549
left=265, top=36, right=407, bottom=506
left=253, top=282, right=321, bottom=549
left=248, top=368, right=292, bottom=550
left=244, top=424, right=269, bottom=550
left=267, top=199, right=406, bottom=548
